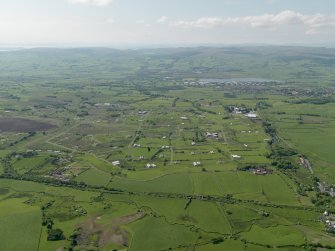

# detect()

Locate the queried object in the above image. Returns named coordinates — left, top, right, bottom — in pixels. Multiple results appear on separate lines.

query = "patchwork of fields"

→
left=0, top=47, right=334, bottom=250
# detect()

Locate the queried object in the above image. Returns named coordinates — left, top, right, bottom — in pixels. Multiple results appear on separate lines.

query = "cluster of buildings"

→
left=94, top=102, right=112, bottom=107
left=230, top=106, right=258, bottom=119
left=49, top=166, right=71, bottom=182
left=94, top=103, right=124, bottom=108
left=231, top=106, right=248, bottom=114
left=185, top=78, right=281, bottom=87
left=322, top=211, right=335, bottom=232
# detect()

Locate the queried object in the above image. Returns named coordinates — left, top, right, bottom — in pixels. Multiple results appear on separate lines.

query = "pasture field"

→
left=74, top=167, right=111, bottom=187
left=241, top=225, right=305, bottom=247
left=0, top=47, right=334, bottom=250
left=0, top=198, right=41, bottom=251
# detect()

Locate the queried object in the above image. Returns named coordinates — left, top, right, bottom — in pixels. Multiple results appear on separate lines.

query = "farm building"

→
left=206, top=132, right=219, bottom=138
left=245, top=112, right=258, bottom=119
left=193, top=161, right=201, bottom=167
left=251, top=167, right=271, bottom=175
left=231, top=154, right=241, bottom=159
left=112, top=161, right=120, bottom=166
left=146, top=163, right=157, bottom=168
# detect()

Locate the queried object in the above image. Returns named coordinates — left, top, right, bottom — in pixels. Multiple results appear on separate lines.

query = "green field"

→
left=0, top=199, right=41, bottom=251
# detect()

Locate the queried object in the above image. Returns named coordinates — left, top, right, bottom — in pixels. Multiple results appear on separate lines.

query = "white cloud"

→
left=157, top=16, right=168, bottom=23
left=169, top=10, right=335, bottom=34
left=69, top=0, right=114, bottom=6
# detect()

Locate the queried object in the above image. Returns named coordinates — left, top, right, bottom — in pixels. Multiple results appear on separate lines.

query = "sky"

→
left=0, top=0, right=335, bottom=47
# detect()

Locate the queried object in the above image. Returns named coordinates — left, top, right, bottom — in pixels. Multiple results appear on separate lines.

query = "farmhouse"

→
left=146, top=163, right=157, bottom=168
left=133, top=143, right=141, bottom=148
left=233, top=107, right=243, bottom=114
left=228, top=106, right=252, bottom=114
left=94, top=103, right=113, bottom=107
left=245, top=112, right=258, bottom=119
left=193, top=161, right=201, bottom=167
left=231, top=154, right=241, bottom=159
left=112, top=160, right=120, bottom=166
left=180, top=116, right=188, bottom=120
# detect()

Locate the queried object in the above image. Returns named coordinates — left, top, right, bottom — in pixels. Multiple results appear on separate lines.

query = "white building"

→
left=146, top=163, right=157, bottom=168
left=193, top=161, right=201, bottom=167
left=112, top=161, right=120, bottom=166
left=245, top=113, right=257, bottom=119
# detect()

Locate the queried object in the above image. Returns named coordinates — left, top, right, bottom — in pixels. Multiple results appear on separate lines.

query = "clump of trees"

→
left=268, top=145, right=298, bottom=170
left=47, top=229, right=65, bottom=241
left=262, top=121, right=299, bottom=170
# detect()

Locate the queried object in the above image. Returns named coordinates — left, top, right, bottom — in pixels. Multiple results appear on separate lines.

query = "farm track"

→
left=36, top=224, right=43, bottom=251
left=216, top=202, right=233, bottom=235
left=127, top=112, right=149, bottom=150
left=304, top=158, right=314, bottom=174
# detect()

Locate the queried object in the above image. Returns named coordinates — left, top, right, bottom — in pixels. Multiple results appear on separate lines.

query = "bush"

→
left=47, top=229, right=65, bottom=241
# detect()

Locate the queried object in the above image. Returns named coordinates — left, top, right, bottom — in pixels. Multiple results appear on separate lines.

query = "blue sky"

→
left=0, top=0, right=335, bottom=47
